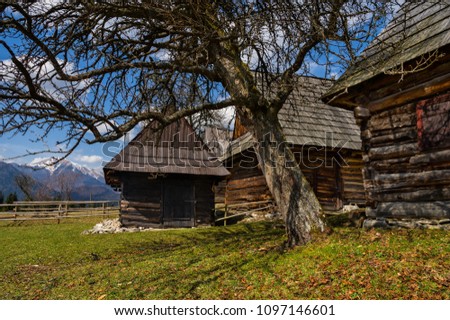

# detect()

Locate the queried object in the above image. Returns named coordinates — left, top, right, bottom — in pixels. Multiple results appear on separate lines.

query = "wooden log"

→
left=369, top=128, right=417, bottom=146
left=370, top=187, right=450, bottom=202
left=368, top=142, right=417, bottom=160
left=120, top=219, right=162, bottom=228
left=121, top=201, right=160, bottom=209
left=409, top=149, right=450, bottom=165
left=227, top=175, right=267, bottom=188
left=354, top=106, right=370, bottom=119
left=373, top=169, right=450, bottom=190
left=361, top=129, right=372, bottom=140
left=370, top=156, right=412, bottom=170
left=366, top=201, right=450, bottom=219
left=123, top=208, right=161, bottom=216
left=367, top=73, right=450, bottom=113
left=120, top=213, right=161, bottom=224
left=368, top=112, right=416, bottom=132
left=226, top=194, right=273, bottom=204
left=226, top=187, right=271, bottom=196
left=343, top=184, right=365, bottom=191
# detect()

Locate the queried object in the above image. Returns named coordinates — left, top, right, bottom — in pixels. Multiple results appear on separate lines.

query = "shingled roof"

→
left=103, top=118, right=229, bottom=184
left=323, top=2, right=450, bottom=102
left=223, top=76, right=362, bottom=160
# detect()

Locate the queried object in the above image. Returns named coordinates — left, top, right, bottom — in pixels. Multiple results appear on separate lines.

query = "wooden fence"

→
left=0, top=200, right=120, bottom=222
left=215, top=200, right=276, bottom=225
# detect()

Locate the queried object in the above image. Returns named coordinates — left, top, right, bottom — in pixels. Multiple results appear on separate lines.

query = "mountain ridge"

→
left=0, top=159, right=119, bottom=201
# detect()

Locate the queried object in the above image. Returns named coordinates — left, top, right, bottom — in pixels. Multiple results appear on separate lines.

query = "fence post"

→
left=102, top=202, right=106, bottom=215
left=224, top=204, right=227, bottom=226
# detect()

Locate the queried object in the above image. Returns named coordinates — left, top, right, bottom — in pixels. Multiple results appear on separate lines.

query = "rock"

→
left=362, top=218, right=450, bottom=230
left=363, top=218, right=389, bottom=229
left=342, top=203, right=359, bottom=213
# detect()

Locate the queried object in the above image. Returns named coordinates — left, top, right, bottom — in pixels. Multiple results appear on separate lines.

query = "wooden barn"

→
left=220, top=76, right=365, bottom=214
left=104, top=118, right=229, bottom=228
left=322, top=2, right=450, bottom=228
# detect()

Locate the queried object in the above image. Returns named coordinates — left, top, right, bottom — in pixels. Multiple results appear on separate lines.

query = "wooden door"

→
left=163, top=181, right=195, bottom=227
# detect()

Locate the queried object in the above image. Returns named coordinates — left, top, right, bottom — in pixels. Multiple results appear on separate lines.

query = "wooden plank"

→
left=121, top=201, right=160, bottom=209
left=11, top=200, right=118, bottom=205
left=226, top=195, right=273, bottom=204
left=122, top=208, right=161, bottom=216
left=120, top=213, right=161, bottom=223
left=0, top=213, right=119, bottom=221
left=227, top=175, right=267, bottom=188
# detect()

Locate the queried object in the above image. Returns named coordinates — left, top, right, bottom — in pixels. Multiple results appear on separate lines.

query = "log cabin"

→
left=220, top=76, right=365, bottom=214
left=104, top=118, right=229, bottom=228
left=322, top=2, right=450, bottom=228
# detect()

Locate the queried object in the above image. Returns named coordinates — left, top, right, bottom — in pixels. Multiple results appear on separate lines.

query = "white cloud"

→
left=88, top=120, right=141, bottom=141
left=217, top=106, right=235, bottom=129
left=74, top=155, right=103, bottom=164
left=95, top=121, right=116, bottom=135
left=28, top=0, right=64, bottom=15
left=0, top=56, right=90, bottom=103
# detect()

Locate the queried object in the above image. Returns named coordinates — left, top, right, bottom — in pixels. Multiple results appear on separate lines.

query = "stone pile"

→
left=241, top=211, right=281, bottom=223
left=82, top=218, right=151, bottom=234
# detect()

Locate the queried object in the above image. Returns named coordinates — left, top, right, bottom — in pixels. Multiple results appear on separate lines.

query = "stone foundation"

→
left=363, top=218, right=450, bottom=230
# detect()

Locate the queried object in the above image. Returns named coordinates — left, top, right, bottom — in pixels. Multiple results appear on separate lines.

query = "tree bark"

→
left=251, top=113, right=328, bottom=247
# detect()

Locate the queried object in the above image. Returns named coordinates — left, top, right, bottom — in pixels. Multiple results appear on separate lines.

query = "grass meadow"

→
left=0, top=218, right=449, bottom=299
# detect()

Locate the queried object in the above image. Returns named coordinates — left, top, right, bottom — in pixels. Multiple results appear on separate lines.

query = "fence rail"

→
left=215, top=200, right=276, bottom=225
left=0, top=200, right=119, bottom=222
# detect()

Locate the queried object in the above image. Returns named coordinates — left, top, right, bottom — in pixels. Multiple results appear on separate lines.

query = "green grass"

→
left=0, top=218, right=449, bottom=299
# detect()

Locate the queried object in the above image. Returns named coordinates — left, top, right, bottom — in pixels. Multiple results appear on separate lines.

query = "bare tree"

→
left=15, top=173, right=36, bottom=201
left=49, top=171, right=80, bottom=201
left=14, top=172, right=53, bottom=201
left=0, top=1, right=398, bottom=246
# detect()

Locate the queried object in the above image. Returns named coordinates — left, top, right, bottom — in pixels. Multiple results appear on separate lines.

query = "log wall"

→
left=341, top=150, right=366, bottom=206
left=193, top=176, right=216, bottom=225
left=119, top=173, right=216, bottom=227
left=223, top=146, right=365, bottom=212
left=120, top=173, right=162, bottom=227
left=359, top=91, right=450, bottom=221
left=224, top=149, right=273, bottom=208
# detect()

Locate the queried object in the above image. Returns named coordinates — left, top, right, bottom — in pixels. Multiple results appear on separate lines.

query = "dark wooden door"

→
left=163, top=181, right=195, bottom=227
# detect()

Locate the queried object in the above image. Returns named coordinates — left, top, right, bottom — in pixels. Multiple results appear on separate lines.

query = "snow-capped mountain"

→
left=0, top=159, right=118, bottom=201
left=27, top=158, right=104, bottom=181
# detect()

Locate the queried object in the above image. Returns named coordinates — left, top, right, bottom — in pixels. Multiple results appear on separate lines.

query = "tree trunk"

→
left=251, top=115, right=328, bottom=247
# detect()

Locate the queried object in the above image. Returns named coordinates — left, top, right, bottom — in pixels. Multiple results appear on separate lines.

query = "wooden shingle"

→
left=323, top=2, right=450, bottom=102
left=224, top=76, right=361, bottom=160
left=104, top=118, right=229, bottom=182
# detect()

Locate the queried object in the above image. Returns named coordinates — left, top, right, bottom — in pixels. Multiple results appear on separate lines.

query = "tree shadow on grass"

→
left=109, top=222, right=287, bottom=299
